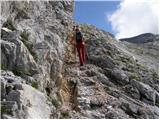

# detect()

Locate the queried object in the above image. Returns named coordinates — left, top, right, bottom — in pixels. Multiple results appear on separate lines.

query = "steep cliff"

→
left=1, top=1, right=74, bottom=118
left=0, top=1, right=159, bottom=119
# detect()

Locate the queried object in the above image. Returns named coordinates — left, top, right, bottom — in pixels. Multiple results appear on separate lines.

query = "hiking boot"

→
left=80, top=63, right=84, bottom=66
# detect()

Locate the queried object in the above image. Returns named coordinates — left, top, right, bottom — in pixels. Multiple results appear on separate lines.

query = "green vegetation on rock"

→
left=60, top=111, right=70, bottom=119
left=51, top=99, right=59, bottom=108
left=2, top=19, right=16, bottom=31
left=129, top=73, right=141, bottom=81
left=120, top=56, right=131, bottom=64
left=104, top=86, right=112, bottom=94
left=68, top=80, right=77, bottom=87
left=20, top=30, right=30, bottom=42
left=107, top=50, right=114, bottom=58
left=31, top=81, right=39, bottom=89
left=12, top=67, right=24, bottom=76
left=1, top=64, right=7, bottom=70
left=151, top=71, right=158, bottom=79
left=1, top=106, right=12, bottom=115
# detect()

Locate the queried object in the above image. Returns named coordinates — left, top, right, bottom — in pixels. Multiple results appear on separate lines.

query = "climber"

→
left=74, top=25, right=86, bottom=66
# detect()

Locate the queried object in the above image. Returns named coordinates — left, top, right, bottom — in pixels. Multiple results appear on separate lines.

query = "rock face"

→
left=1, top=70, right=53, bottom=119
left=1, top=1, right=73, bottom=118
left=1, top=1, right=159, bottom=119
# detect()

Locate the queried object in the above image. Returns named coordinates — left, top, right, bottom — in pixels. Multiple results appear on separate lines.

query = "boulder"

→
left=19, top=84, right=53, bottom=118
left=89, top=56, right=115, bottom=69
left=111, top=68, right=129, bottom=85
left=130, top=79, right=156, bottom=105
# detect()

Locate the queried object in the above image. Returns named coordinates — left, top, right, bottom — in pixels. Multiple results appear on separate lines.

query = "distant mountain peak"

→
left=119, top=33, right=159, bottom=44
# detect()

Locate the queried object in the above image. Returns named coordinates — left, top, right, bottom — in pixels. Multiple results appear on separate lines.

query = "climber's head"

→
left=73, top=26, right=75, bottom=31
left=75, top=25, right=80, bottom=32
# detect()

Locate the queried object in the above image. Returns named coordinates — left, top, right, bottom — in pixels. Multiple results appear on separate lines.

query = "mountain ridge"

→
left=119, top=33, right=159, bottom=44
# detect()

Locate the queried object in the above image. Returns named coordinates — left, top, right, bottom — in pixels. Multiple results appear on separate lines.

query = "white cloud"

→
left=107, top=0, right=159, bottom=39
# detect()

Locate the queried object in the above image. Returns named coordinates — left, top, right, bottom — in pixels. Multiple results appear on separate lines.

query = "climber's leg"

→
left=77, top=43, right=83, bottom=66
left=81, top=43, right=85, bottom=63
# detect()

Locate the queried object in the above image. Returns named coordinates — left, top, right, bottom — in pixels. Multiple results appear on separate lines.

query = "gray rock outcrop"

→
left=1, top=71, right=53, bottom=118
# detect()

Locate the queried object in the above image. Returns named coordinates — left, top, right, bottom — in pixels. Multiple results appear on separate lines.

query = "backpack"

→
left=76, top=31, right=83, bottom=43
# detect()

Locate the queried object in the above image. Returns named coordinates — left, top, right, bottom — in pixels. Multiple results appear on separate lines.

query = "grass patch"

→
left=31, top=81, right=38, bottom=89
left=12, top=66, right=31, bottom=77
left=12, top=67, right=24, bottom=76
left=30, top=50, right=38, bottom=62
left=68, top=80, right=77, bottom=87
left=151, top=71, right=158, bottom=79
left=120, top=57, right=130, bottom=63
left=1, top=106, right=12, bottom=115
left=51, top=99, right=59, bottom=108
left=20, top=30, right=30, bottom=42
left=60, top=111, right=70, bottom=119
left=129, top=73, right=141, bottom=81
left=104, top=86, right=113, bottom=95
left=107, top=50, right=113, bottom=58
left=136, top=63, right=145, bottom=69
left=2, top=19, right=16, bottom=31
left=1, top=64, right=7, bottom=70
left=124, top=64, right=135, bottom=72
left=104, top=86, right=111, bottom=92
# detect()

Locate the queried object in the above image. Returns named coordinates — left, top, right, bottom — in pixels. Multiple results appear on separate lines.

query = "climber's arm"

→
left=82, top=37, right=85, bottom=44
left=70, top=35, right=76, bottom=45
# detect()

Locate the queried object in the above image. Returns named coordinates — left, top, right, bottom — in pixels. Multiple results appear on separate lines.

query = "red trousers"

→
left=76, top=42, right=85, bottom=65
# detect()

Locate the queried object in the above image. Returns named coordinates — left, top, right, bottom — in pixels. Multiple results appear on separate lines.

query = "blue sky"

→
left=73, top=0, right=158, bottom=39
left=74, top=1, right=120, bottom=35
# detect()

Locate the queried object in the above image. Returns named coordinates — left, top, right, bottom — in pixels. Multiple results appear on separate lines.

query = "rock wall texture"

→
left=0, top=1, right=159, bottom=119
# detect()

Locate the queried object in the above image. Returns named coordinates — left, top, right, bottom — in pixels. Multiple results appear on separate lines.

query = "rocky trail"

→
left=57, top=45, right=159, bottom=118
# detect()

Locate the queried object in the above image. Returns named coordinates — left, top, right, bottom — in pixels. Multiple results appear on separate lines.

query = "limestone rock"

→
left=130, top=79, right=156, bottom=105
left=1, top=70, right=53, bottom=119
